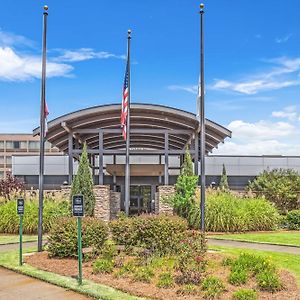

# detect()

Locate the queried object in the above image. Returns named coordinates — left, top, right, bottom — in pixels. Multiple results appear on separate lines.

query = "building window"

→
left=0, top=156, right=4, bottom=164
left=29, top=141, right=40, bottom=150
left=6, top=141, right=27, bottom=149
left=6, top=156, right=12, bottom=165
left=0, top=141, right=4, bottom=149
left=0, top=171, right=4, bottom=179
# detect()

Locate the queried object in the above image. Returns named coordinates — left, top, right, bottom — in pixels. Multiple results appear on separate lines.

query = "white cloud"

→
left=0, top=47, right=73, bottom=81
left=0, top=29, right=34, bottom=47
left=210, top=56, right=300, bottom=95
left=275, top=33, right=292, bottom=44
left=272, top=106, right=299, bottom=121
left=167, top=84, right=198, bottom=94
left=55, top=48, right=126, bottom=62
left=213, top=118, right=299, bottom=155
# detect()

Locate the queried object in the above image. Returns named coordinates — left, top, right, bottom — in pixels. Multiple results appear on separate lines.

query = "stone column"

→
left=158, top=185, right=175, bottom=215
left=110, top=191, right=121, bottom=220
left=94, top=185, right=111, bottom=221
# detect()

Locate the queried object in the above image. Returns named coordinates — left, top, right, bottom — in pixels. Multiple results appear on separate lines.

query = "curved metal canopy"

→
left=33, top=103, right=231, bottom=154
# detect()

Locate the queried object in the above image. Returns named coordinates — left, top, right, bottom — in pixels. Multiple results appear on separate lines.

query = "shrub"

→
left=220, top=164, right=229, bottom=191
left=229, top=269, right=248, bottom=285
left=286, top=210, right=300, bottom=230
left=0, top=198, right=69, bottom=234
left=248, top=168, right=300, bottom=212
left=156, top=272, right=174, bottom=288
left=0, top=173, right=25, bottom=201
left=48, top=217, right=108, bottom=258
left=101, top=240, right=117, bottom=260
left=190, top=191, right=280, bottom=232
left=256, top=270, right=283, bottom=293
left=133, top=266, right=154, bottom=283
left=71, top=142, right=96, bottom=217
left=232, top=289, right=257, bottom=300
left=110, top=214, right=188, bottom=255
left=201, top=276, right=225, bottom=299
left=93, top=258, right=114, bottom=274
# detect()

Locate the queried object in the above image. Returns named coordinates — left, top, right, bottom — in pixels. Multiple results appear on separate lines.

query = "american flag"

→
left=121, top=63, right=129, bottom=140
left=44, top=100, right=49, bottom=136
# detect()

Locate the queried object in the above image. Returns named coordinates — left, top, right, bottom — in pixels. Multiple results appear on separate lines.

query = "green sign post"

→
left=72, top=195, right=84, bottom=285
left=17, top=198, right=24, bottom=266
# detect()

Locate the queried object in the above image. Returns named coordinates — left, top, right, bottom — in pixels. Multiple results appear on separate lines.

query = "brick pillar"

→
left=158, top=185, right=175, bottom=215
left=110, top=191, right=121, bottom=220
left=94, top=185, right=111, bottom=221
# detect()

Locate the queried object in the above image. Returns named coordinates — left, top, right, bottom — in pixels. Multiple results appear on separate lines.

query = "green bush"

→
left=232, top=289, right=257, bottom=300
left=248, top=168, right=300, bottom=212
left=256, top=270, right=282, bottom=293
left=228, top=269, right=248, bottom=285
left=0, top=198, right=69, bottom=234
left=286, top=210, right=300, bottom=230
left=93, top=258, right=114, bottom=274
left=133, top=266, right=154, bottom=283
left=191, top=191, right=280, bottom=232
left=48, top=217, right=109, bottom=258
left=110, top=214, right=188, bottom=255
left=156, top=272, right=174, bottom=288
left=201, top=276, right=225, bottom=299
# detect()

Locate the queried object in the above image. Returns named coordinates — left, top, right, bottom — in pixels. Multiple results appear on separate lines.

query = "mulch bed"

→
left=25, top=252, right=300, bottom=300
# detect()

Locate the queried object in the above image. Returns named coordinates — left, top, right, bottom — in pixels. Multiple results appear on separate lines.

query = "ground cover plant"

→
left=0, top=197, right=69, bottom=234
left=286, top=210, right=300, bottom=230
left=208, top=231, right=300, bottom=246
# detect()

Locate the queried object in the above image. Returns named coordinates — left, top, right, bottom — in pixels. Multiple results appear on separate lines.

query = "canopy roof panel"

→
left=33, top=103, right=231, bottom=153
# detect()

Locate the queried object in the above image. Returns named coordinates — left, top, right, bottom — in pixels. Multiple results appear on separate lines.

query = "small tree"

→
left=248, top=168, right=300, bottom=213
left=0, top=173, right=25, bottom=201
left=71, top=143, right=96, bottom=216
left=219, top=164, right=229, bottom=191
left=172, top=148, right=198, bottom=220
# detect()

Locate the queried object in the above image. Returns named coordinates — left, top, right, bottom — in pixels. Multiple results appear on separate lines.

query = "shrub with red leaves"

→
left=0, top=172, right=25, bottom=200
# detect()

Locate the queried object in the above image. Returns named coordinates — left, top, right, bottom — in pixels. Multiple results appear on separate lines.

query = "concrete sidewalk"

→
left=0, top=267, right=90, bottom=300
left=208, top=238, right=300, bottom=254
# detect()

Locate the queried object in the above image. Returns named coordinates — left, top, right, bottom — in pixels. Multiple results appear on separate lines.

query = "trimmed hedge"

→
left=0, top=199, right=69, bottom=234
left=48, top=217, right=109, bottom=258
left=188, top=192, right=280, bottom=232
left=286, top=210, right=300, bottom=230
left=110, top=214, right=188, bottom=255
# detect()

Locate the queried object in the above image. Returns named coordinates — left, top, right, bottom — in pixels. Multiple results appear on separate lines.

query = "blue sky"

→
left=1, top=0, right=300, bottom=155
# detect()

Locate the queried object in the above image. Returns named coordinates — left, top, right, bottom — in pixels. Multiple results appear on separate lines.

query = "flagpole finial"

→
left=44, top=5, right=48, bottom=11
left=200, top=3, right=204, bottom=12
left=128, top=29, right=132, bottom=38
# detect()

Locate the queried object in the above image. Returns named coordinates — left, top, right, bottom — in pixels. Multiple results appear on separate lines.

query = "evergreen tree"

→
left=71, top=142, right=96, bottom=216
left=219, top=164, right=229, bottom=191
left=173, top=148, right=198, bottom=219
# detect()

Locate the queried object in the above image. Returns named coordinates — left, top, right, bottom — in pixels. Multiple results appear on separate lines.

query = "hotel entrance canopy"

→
left=33, top=103, right=231, bottom=185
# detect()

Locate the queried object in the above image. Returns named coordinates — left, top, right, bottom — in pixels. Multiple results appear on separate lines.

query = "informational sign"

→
left=72, top=195, right=84, bottom=217
left=17, top=198, right=24, bottom=215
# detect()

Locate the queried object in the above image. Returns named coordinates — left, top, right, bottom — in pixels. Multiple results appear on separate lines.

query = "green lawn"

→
left=0, top=248, right=147, bottom=300
left=208, top=231, right=300, bottom=247
left=0, top=234, right=38, bottom=245
left=210, top=245, right=300, bottom=285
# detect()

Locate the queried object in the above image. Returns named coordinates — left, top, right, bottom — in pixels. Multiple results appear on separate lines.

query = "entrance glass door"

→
left=129, top=185, right=151, bottom=215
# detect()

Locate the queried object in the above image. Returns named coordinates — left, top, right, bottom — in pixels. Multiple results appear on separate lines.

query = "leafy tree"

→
left=248, top=168, right=300, bottom=212
left=219, top=164, right=229, bottom=191
left=71, top=143, right=96, bottom=216
left=0, top=172, right=25, bottom=201
left=172, top=149, right=198, bottom=221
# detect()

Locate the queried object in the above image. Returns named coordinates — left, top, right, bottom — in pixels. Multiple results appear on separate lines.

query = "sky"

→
left=1, top=0, right=300, bottom=155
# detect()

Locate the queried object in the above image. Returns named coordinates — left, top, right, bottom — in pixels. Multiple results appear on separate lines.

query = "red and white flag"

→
left=121, top=63, right=129, bottom=140
left=44, top=100, right=49, bottom=136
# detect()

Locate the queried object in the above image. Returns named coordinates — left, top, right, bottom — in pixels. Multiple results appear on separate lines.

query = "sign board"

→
left=17, top=198, right=24, bottom=215
left=72, top=195, right=84, bottom=217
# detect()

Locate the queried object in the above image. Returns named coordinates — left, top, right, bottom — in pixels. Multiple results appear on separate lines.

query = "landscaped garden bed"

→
left=25, top=249, right=299, bottom=300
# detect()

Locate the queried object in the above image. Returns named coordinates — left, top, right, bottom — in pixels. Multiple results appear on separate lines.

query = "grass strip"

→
left=208, top=231, right=300, bottom=247
left=0, top=234, right=38, bottom=245
left=0, top=248, right=147, bottom=300
left=209, top=245, right=300, bottom=285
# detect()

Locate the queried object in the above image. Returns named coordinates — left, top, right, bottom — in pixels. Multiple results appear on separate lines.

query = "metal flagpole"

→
left=125, top=29, right=131, bottom=216
left=38, top=5, right=48, bottom=252
left=199, top=3, right=206, bottom=232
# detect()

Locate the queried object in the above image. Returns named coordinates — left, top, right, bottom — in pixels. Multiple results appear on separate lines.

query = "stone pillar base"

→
left=158, top=185, right=175, bottom=215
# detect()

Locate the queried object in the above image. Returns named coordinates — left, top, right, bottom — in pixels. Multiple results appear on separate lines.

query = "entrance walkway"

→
left=208, top=238, right=300, bottom=255
left=0, top=267, right=89, bottom=300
